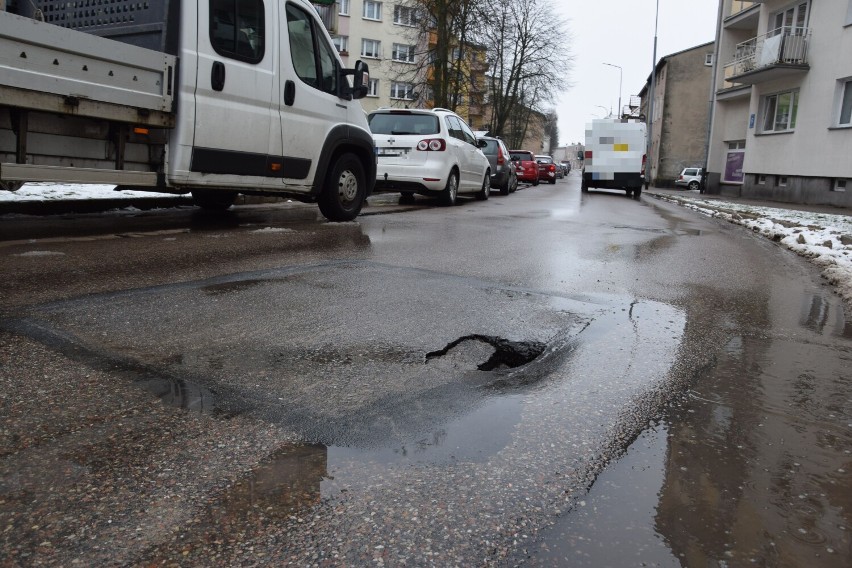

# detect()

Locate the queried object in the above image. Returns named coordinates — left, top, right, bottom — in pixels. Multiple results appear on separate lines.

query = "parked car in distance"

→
left=369, top=108, right=492, bottom=206
left=675, top=167, right=704, bottom=191
left=509, top=150, right=539, bottom=186
left=535, top=155, right=558, bottom=184
left=560, top=161, right=571, bottom=175
left=479, top=136, right=518, bottom=195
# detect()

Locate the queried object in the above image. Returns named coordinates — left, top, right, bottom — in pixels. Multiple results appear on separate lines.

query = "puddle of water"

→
left=138, top=377, right=217, bottom=414
left=326, top=394, right=525, bottom=469
left=528, top=425, right=681, bottom=567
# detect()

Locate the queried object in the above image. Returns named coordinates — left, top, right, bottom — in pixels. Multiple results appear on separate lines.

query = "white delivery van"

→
left=0, top=0, right=375, bottom=221
left=581, top=119, right=646, bottom=198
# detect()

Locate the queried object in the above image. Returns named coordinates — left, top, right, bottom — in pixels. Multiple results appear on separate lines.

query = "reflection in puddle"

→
left=327, top=394, right=524, bottom=468
left=215, top=444, right=328, bottom=519
left=139, top=377, right=217, bottom=414
left=529, top=425, right=680, bottom=567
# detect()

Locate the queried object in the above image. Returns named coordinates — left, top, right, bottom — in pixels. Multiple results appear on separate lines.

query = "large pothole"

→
left=425, top=335, right=546, bottom=371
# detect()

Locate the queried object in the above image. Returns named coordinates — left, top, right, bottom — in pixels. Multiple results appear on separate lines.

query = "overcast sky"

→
left=553, top=0, right=720, bottom=146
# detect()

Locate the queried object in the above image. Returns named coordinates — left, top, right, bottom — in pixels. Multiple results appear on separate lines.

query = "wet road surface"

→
left=1, top=177, right=850, bottom=566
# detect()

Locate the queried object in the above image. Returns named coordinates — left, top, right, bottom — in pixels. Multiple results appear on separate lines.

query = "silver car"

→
left=675, top=167, right=703, bottom=191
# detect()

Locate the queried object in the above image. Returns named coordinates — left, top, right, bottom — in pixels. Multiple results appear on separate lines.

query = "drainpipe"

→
left=702, top=0, right=725, bottom=194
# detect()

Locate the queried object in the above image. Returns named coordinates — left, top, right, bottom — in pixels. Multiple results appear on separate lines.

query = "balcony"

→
left=312, top=0, right=338, bottom=34
left=724, top=27, right=810, bottom=85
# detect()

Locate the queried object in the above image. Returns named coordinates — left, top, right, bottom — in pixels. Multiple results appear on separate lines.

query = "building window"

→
left=332, top=35, right=349, bottom=54
left=390, top=81, right=415, bottom=100
left=392, top=43, right=415, bottom=63
left=361, top=38, right=381, bottom=59
left=834, top=179, right=847, bottom=192
left=761, top=90, right=798, bottom=133
left=757, top=174, right=767, bottom=184
left=394, top=4, right=417, bottom=26
left=705, top=53, right=714, bottom=66
left=776, top=176, right=788, bottom=187
left=363, top=0, right=382, bottom=21
left=338, top=0, right=349, bottom=16
left=838, top=79, right=852, bottom=126
left=367, top=78, right=379, bottom=97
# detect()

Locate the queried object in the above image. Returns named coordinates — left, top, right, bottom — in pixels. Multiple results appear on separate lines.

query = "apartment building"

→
left=707, top=0, right=852, bottom=206
left=639, top=42, right=716, bottom=187
left=317, top=0, right=488, bottom=127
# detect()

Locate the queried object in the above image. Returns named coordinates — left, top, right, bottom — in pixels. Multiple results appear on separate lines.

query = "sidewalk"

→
left=647, top=187, right=852, bottom=217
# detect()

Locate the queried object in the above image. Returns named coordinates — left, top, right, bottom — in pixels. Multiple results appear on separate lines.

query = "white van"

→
left=0, top=0, right=375, bottom=221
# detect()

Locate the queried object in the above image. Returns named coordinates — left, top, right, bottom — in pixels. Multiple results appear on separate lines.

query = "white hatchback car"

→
left=369, top=108, right=491, bottom=205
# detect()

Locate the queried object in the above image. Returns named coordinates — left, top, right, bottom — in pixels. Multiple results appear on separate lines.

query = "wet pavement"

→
left=1, top=176, right=850, bottom=566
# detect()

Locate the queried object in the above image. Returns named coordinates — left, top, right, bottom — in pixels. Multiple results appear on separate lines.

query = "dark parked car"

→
left=509, top=150, right=539, bottom=186
left=535, top=154, right=558, bottom=184
left=479, top=136, right=518, bottom=195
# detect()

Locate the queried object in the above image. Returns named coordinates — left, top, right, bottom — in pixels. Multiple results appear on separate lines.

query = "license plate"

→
left=378, top=148, right=409, bottom=157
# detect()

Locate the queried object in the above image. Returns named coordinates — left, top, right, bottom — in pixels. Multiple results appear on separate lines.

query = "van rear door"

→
left=190, top=0, right=275, bottom=179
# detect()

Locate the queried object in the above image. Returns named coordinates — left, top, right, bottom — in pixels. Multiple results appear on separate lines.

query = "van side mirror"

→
left=344, top=60, right=369, bottom=100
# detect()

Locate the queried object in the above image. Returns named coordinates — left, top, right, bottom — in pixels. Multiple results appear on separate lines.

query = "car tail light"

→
left=497, top=145, right=505, bottom=165
left=677, top=175, right=683, bottom=180
left=548, top=164, right=555, bottom=172
left=417, top=139, right=446, bottom=151
left=585, top=151, right=593, bottom=159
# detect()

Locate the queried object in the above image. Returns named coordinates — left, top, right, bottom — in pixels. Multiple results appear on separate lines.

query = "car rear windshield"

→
left=481, top=140, right=500, bottom=155
left=369, top=112, right=440, bottom=135
left=510, top=152, right=533, bottom=161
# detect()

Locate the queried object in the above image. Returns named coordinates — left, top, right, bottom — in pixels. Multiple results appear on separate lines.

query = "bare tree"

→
left=479, top=0, right=571, bottom=141
left=387, top=0, right=483, bottom=111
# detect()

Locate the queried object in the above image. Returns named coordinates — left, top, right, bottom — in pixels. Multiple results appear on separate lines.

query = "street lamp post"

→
left=603, top=62, right=622, bottom=119
left=647, top=0, right=660, bottom=188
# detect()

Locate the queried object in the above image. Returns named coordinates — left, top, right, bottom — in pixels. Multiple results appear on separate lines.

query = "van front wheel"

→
left=318, top=153, right=366, bottom=221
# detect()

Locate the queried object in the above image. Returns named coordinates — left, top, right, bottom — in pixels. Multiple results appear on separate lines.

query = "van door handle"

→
left=284, top=80, right=295, bottom=106
left=211, top=62, right=226, bottom=91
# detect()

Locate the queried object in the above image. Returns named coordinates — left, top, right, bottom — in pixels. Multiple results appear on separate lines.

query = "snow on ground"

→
left=3, top=183, right=851, bottom=306
left=0, top=183, right=179, bottom=201
left=650, top=192, right=852, bottom=307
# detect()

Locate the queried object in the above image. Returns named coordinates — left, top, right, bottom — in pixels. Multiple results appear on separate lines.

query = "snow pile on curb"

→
left=650, top=193, right=852, bottom=306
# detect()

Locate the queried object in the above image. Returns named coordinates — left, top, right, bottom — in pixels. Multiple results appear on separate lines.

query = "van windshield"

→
left=369, top=113, right=440, bottom=135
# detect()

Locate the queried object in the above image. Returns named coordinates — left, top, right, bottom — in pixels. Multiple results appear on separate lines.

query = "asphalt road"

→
left=1, top=175, right=850, bottom=566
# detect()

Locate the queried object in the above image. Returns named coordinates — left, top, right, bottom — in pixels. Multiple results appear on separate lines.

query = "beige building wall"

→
left=641, top=42, right=715, bottom=186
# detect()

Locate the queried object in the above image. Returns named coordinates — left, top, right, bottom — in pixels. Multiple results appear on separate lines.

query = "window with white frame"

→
left=761, top=89, right=798, bottom=132
left=390, top=81, right=414, bottom=100
left=834, top=179, right=847, bottom=192
left=363, top=0, right=382, bottom=21
left=757, top=174, right=767, bottom=184
left=338, top=0, right=349, bottom=16
left=361, top=38, right=381, bottom=59
left=776, top=176, right=788, bottom=187
left=705, top=53, right=714, bottom=66
left=368, top=78, right=379, bottom=97
left=394, top=4, right=417, bottom=26
left=392, top=43, right=415, bottom=63
left=332, top=35, right=349, bottom=54
left=838, top=79, right=852, bottom=126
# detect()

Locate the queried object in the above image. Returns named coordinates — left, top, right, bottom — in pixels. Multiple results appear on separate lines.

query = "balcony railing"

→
left=724, top=26, right=810, bottom=81
left=312, top=1, right=338, bottom=33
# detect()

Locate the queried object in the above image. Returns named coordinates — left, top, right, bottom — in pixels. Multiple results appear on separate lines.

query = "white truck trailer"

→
left=581, top=118, right=647, bottom=198
left=0, top=0, right=374, bottom=220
